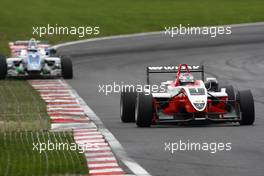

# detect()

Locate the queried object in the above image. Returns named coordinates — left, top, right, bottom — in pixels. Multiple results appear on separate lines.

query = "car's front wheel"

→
left=238, top=90, right=255, bottom=125
left=120, top=89, right=137, bottom=122
left=61, top=56, right=73, bottom=79
left=136, top=92, right=153, bottom=127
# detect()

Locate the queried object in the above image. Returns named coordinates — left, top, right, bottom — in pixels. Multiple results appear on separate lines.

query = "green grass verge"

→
left=0, top=80, right=50, bottom=131
left=1, top=0, right=264, bottom=54
left=0, top=131, right=88, bottom=175
left=0, top=80, right=49, bottom=132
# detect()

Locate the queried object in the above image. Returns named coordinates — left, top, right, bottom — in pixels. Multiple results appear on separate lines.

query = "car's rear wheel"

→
left=61, top=56, right=73, bottom=79
left=238, top=90, right=255, bottom=125
left=136, top=92, right=153, bottom=127
left=120, top=89, right=137, bottom=122
left=0, top=54, right=7, bottom=79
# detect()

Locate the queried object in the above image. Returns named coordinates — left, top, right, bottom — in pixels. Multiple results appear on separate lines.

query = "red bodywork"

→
left=153, top=64, right=228, bottom=118
left=157, top=94, right=228, bottom=114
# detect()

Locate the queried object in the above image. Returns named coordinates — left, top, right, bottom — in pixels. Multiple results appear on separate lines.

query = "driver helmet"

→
left=28, top=45, right=38, bottom=52
left=179, top=73, right=195, bottom=83
left=28, top=38, right=38, bottom=52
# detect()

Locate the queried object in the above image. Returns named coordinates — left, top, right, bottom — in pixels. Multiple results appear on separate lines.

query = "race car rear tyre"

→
left=61, top=56, right=73, bottom=79
left=136, top=92, right=153, bottom=127
left=120, top=89, right=137, bottom=122
left=220, top=85, right=235, bottom=112
left=238, top=90, right=255, bottom=125
left=0, top=54, right=7, bottom=79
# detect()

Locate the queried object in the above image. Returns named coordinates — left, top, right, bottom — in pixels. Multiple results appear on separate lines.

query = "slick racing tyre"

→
left=120, top=88, right=137, bottom=122
left=220, top=85, right=235, bottom=112
left=136, top=92, right=153, bottom=127
left=238, top=90, right=255, bottom=125
left=0, top=54, right=7, bottom=79
left=61, top=56, right=73, bottom=79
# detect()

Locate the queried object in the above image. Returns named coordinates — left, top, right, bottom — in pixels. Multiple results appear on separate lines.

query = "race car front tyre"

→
left=136, top=93, right=153, bottom=127
left=120, top=89, right=137, bottom=122
left=0, top=54, right=7, bottom=79
left=238, top=90, right=255, bottom=125
left=61, top=56, right=73, bottom=79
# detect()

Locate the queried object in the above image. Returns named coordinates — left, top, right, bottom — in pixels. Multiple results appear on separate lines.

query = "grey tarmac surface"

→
left=58, top=23, right=264, bottom=176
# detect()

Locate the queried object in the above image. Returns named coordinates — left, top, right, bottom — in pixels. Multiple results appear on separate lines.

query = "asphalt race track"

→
left=58, top=23, right=264, bottom=176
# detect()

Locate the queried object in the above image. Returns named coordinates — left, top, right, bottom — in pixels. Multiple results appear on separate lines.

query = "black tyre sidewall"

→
left=120, top=90, right=137, bottom=122
left=238, top=90, right=255, bottom=125
left=0, top=54, right=7, bottom=79
left=61, top=56, right=73, bottom=79
left=136, top=92, right=153, bottom=127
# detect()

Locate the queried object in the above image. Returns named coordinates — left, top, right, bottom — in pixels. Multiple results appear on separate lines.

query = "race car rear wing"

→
left=9, top=39, right=51, bottom=57
left=146, top=65, right=204, bottom=84
left=10, top=40, right=49, bottom=45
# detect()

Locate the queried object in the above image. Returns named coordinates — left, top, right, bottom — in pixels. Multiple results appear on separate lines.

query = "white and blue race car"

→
left=0, top=38, right=72, bottom=79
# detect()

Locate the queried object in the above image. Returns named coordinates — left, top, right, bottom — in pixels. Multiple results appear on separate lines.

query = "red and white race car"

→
left=120, top=64, right=255, bottom=127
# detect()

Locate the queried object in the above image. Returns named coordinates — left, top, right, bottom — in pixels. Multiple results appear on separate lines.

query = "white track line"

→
left=53, top=31, right=162, bottom=49
left=53, top=22, right=264, bottom=49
